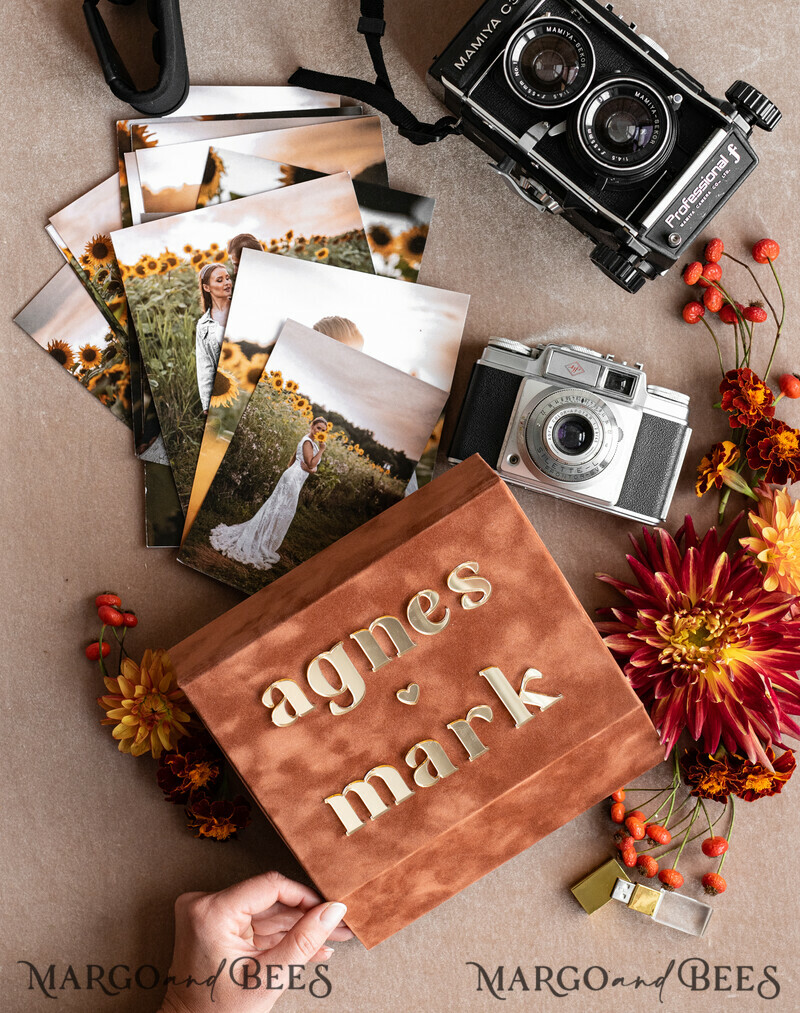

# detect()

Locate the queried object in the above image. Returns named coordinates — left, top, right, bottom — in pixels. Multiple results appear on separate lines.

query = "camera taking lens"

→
left=554, top=415, right=594, bottom=455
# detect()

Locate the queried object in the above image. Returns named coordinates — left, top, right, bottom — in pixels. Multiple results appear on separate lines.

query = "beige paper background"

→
left=1, top=2, right=798, bottom=1011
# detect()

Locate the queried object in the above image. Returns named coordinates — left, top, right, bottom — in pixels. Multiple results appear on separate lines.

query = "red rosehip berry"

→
left=779, top=373, right=800, bottom=399
left=95, top=593, right=122, bottom=608
left=121, top=612, right=138, bottom=627
left=85, top=640, right=111, bottom=661
left=743, top=304, right=768, bottom=323
left=703, top=287, right=723, bottom=312
left=645, top=824, right=672, bottom=845
left=658, top=868, right=684, bottom=890
left=698, top=262, right=722, bottom=288
left=719, top=303, right=739, bottom=324
left=702, top=872, right=727, bottom=895
left=752, top=238, right=780, bottom=264
left=97, top=604, right=124, bottom=626
left=701, top=836, right=729, bottom=858
left=626, top=810, right=646, bottom=821
left=625, top=817, right=646, bottom=840
left=684, top=261, right=703, bottom=285
left=621, top=847, right=638, bottom=868
left=611, top=788, right=626, bottom=803
left=611, top=801, right=626, bottom=823
left=636, top=855, right=659, bottom=878
left=682, top=301, right=705, bottom=324
left=615, top=834, right=636, bottom=852
left=704, top=237, right=724, bottom=263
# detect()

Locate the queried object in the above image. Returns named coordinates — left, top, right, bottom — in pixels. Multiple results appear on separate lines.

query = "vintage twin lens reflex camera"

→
left=428, top=0, right=780, bottom=292
left=448, top=340, right=692, bottom=525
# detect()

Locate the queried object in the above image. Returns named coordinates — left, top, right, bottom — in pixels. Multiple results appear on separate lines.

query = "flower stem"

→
left=699, top=316, right=725, bottom=377
left=721, top=252, right=780, bottom=324
left=717, top=797, right=735, bottom=874
left=671, top=800, right=701, bottom=869
left=97, top=624, right=108, bottom=680
left=764, top=260, right=786, bottom=380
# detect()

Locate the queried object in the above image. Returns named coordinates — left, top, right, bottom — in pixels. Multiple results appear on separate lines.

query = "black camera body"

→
left=428, top=0, right=780, bottom=292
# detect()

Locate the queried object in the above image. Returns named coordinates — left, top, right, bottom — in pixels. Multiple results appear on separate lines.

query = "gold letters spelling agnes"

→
left=260, top=562, right=564, bottom=836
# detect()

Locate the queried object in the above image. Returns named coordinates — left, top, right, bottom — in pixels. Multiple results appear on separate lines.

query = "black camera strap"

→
left=289, top=0, right=461, bottom=145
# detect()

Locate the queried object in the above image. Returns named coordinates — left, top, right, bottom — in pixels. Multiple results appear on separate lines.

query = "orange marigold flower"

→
left=734, top=747, right=796, bottom=801
left=157, top=740, right=220, bottom=803
left=186, top=795, right=252, bottom=841
left=746, top=420, right=800, bottom=485
left=719, top=368, right=775, bottom=428
left=97, top=649, right=192, bottom=758
left=741, top=485, right=800, bottom=594
left=695, top=441, right=739, bottom=496
left=681, top=749, right=742, bottom=801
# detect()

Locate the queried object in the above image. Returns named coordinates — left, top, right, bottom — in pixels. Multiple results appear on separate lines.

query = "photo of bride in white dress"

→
left=209, top=418, right=327, bottom=570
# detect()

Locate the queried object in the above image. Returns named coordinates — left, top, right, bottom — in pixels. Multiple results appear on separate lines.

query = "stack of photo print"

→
left=15, top=86, right=470, bottom=594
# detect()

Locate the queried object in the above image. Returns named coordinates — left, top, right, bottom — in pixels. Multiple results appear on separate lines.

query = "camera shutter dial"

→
left=504, top=18, right=595, bottom=108
left=725, top=81, right=782, bottom=132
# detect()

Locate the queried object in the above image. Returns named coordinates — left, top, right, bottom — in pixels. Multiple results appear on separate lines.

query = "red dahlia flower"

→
left=597, top=517, right=800, bottom=764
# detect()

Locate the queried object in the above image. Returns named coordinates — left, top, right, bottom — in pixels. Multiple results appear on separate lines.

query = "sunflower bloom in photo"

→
left=597, top=516, right=800, bottom=764
left=396, top=225, right=428, bottom=267
left=367, top=224, right=393, bottom=252
left=144, top=256, right=160, bottom=275
left=315, top=248, right=330, bottom=260
left=741, top=485, right=800, bottom=595
left=46, top=339, right=75, bottom=369
left=78, top=344, right=102, bottom=369
left=97, top=649, right=192, bottom=758
left=85, top=233, right=115, bottom=269
left=210, top=369, right=240, bottom=409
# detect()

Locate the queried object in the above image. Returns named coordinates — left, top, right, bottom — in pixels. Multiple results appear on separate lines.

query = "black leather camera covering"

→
left=617, top=412, right=687, bottom=521
left=448, top=364, right=523, bottom=467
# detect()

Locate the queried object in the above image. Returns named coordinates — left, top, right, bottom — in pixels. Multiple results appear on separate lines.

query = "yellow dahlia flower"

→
left=741, top=485, right=800, bottom=594
left=97, top=649, right=192, bottom=758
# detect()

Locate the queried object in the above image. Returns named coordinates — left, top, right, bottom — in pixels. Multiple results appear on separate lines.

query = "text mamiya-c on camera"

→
left=428, top=0, right=780, bottom=292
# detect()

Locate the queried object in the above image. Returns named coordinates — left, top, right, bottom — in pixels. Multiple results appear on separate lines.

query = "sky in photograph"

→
left=172, top=85, right=340, bottom=117
left=50, top=174, right=121, bottom=259
left=265, top=320, right=446, bottom=459
left=130, top=112, right=346, bottom=153
left=136, top=117, right=386, bottom=204
left=226, top=249, right=470, bottom=391
left=110, top=173, right=366, bottom=266
left=14, top=265, right=110, bottom=354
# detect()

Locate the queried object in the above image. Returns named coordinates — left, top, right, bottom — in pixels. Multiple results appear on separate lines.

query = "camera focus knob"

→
left=590, top=245, right=648, bottom=294
left=725, top=81, right=782, bottom=131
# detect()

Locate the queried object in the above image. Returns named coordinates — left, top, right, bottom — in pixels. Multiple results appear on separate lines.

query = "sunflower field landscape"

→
left=179, top=373, right=407, bottom=595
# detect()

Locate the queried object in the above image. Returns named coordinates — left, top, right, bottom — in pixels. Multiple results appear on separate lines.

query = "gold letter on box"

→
left=405, top=739, right=459, bottom=787
left=262, top=680, right=315, bottom=727
left=350, top=616, right=417, bottom=672
left=447, top=561, right=492, bottom=609
left=447, top=704, right=494, bottom=760
left=480, top=667, right=563, bottom=728
left=307, top=642, right=366, bottom=715
left=324, top=765, right=415, bottom=836
left=407, top=590, right=451, bottom=636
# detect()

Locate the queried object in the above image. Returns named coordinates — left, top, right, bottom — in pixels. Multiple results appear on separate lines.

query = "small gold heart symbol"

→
left=396, top=683, right=420, bottom=705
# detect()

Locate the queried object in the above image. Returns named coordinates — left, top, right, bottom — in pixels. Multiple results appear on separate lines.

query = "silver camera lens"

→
left=504, top=18, right=595, bottom=108
left=569, top=77, right=675, bottom=181
left=523, top=389, right=619, bottom=483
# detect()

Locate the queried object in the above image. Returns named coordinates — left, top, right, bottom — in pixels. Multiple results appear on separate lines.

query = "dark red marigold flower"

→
left=745, top=419, right=800, bottom=484
left=719, top=368, right=775, bottom=428
left=186, top=795, right=252, bottom=841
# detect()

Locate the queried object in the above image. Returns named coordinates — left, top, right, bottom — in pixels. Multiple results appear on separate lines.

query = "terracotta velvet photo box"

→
left=170, top=456, right=663, bottom=947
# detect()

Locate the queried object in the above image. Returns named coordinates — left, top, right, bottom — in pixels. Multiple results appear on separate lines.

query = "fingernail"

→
left=319, top=901, right=347, bottom=929
left=320, top=946, right=334, bottom=960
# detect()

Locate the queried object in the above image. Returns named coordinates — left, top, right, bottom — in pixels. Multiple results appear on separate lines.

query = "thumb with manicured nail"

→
left=267, top=901, right=348, bottom=966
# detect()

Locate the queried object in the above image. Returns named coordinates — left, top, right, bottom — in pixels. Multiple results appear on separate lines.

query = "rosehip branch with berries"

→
left=680, top=236, right=799, bottom=520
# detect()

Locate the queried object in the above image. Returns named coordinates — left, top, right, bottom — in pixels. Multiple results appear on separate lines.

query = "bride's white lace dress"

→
left=209, top=436, right=318, bottom=570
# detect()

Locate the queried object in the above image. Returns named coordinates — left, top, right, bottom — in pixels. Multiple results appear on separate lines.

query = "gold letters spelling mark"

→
left=324, top=669, right=562, bottom=836
left=261, top=562, right=492, bottom=727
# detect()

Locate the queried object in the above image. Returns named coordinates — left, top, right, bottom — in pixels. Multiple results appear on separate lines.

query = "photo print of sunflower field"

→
left=194, top=147, right=435, bottom=283
left=179, top=320, right=448, bottom=594
left=111, top=172, right=374, bottom=513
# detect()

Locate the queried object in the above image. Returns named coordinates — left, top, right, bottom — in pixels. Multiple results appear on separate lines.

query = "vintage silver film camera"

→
left=428, top=0, right=780, bottom=292
left=449, top=341, right=691, bottom=524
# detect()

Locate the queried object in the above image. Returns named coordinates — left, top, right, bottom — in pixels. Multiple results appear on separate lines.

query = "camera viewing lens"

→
left=554, top=415, right=594, bottom=455
left=520, top=38, right=580, bottom=93
left=569, top=78, right=675, bottom=181
left=504, top=19, right=595, bottom=108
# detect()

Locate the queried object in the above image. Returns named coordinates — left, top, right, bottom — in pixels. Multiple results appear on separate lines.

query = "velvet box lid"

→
left=170, top=455, right=663, bottom=948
